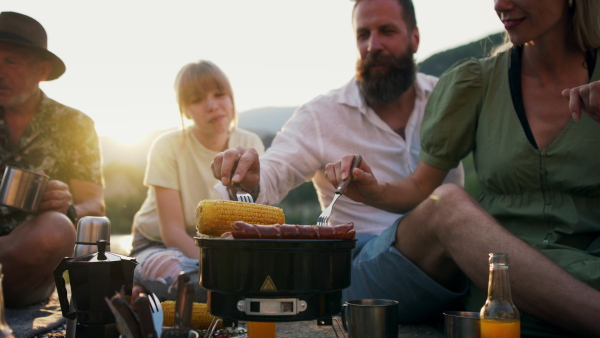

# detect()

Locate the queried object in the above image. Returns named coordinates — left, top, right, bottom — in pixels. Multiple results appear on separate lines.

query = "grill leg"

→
left=332, top=317, right=347, bottom=338
left=317, top=317, right=347, bottom=338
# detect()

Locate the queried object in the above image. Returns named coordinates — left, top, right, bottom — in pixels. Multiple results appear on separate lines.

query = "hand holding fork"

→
left=318, top=155, right=362, bottom=225
left=211, top=147, right=261, bottom=203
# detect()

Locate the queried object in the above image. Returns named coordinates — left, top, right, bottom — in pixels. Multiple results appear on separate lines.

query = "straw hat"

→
left=0, top=11, right=65, bottom=80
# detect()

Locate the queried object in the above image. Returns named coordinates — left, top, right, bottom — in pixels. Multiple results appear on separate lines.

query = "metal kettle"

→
left=53, top=240, right=138, bottom=324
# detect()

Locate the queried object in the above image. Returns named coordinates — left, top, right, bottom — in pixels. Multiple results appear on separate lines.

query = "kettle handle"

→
left=53, top=257, right=77, bottom=320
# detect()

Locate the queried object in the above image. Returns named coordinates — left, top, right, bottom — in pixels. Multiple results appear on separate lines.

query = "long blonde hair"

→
left=173, top=60, right=238, bottom=131
left=571, top=0, right=600, bottom=52
left=494, top=0, right=600, bottom=55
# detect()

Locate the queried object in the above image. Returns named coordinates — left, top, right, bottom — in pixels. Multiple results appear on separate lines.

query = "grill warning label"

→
left=260, top=276, right=277, bottom=291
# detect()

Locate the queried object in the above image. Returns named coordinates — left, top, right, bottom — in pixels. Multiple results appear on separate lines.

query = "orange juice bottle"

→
left=480, top=253, right=520, bottom=338
left=247, top=321, right=276, bottom=338
left=480, top=319, right=520, bottom=337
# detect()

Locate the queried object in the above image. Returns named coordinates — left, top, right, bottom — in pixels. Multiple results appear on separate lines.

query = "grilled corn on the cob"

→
left=196, top=199, right=285, bottom=237
left=161, top=301, right=222, bottom=329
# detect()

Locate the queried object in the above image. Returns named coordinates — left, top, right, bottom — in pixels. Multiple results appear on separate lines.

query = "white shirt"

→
left=220, top=74, right=464, bottom=235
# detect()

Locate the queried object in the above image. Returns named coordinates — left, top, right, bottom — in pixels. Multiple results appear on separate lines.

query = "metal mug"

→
left=444, top=311, right=480, bottom=338
left=74, top=216, right=111, bottom=257
left=341, top=299, right=399, bottom=338
left=0, top=166, right=49, bottom=213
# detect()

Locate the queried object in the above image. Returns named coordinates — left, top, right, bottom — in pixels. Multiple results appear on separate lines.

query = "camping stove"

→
left=195, top=237, right=355, bottom=323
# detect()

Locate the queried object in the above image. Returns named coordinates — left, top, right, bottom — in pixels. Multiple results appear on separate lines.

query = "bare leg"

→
left=0, top=211, right=75, bottom=307
left=396, top=183, right=600, bottom=336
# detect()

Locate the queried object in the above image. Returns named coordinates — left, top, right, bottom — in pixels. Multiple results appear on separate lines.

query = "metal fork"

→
left=317, top=155, right=362, bottom=226
left=233, top=182, right=254, bottom=203
left=147, top=293, right=163, bottom=337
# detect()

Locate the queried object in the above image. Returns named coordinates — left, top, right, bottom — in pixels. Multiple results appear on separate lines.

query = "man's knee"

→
left=15, top=212, right=76, bottom=261
left=432, top=183, right=472, bottom=204
left=431, top=184, right=476, bottom=213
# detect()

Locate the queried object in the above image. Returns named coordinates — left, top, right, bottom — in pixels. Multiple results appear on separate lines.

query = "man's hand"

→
left=324, top=154, right=383, bottom=204
left=38, top=179, right=72, bottom=214
left=211, top=146, right=261, bottom=198
left=563, top=80, right=600, bottom=123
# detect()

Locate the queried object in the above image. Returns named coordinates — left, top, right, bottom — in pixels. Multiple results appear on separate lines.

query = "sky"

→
left=4, top=0, right=502, bottom=145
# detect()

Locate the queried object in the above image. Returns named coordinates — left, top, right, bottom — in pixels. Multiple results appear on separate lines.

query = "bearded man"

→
left=210, top=0, right=465, bottom=324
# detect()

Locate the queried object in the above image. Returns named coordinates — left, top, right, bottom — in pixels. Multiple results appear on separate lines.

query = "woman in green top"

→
left=325, top=0, right=600, bottom=336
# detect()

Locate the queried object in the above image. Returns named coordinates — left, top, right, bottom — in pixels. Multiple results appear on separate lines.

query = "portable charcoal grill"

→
left=195, top=237, right=355, bottom=324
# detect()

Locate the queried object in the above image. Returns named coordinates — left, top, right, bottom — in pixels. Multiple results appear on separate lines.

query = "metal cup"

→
left=341, top=299, right=399, bottom=338
left=0, top=166, right=49, bottom=213
left=74, top=216, right=111, bottom=257
left=444, top=311, right=480, bottom=338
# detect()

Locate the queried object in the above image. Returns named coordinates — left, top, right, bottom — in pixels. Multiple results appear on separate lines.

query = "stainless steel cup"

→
left=444, top=311, right=480, bottom=338
left=74, top=216, right=111, bottom=256
left=0, top=166, right=49, bottom=213
left=341, top=299, right=399, bottom=338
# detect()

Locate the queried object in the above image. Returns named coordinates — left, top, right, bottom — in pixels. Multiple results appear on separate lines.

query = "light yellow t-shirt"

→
left=132, top=127, right=264, bottom=242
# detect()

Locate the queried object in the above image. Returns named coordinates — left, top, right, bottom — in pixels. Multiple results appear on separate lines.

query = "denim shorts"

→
left=342, top=215, right=468, bottom=324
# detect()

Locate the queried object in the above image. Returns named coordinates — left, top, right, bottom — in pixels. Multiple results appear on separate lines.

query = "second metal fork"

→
left=233, top=182, right=254, bottom=203
left=317, top=155, right=362, bottom=226
left=147, top=293, right=163, bottom=337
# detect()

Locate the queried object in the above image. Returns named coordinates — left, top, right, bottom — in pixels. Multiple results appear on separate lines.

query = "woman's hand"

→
left=563, top=80, right=600, bottom=123
left=326, top=158, right=451, bottom=214
left=324, top=154, right=383, bottom=205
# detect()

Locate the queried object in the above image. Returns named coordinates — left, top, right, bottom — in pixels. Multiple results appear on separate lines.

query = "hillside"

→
left=419, top=32, right=504, bottom=77
left=238, top=106, right=297, bottom=138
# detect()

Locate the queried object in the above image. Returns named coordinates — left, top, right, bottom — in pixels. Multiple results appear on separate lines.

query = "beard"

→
left=356, top=46, right=417, bottom=105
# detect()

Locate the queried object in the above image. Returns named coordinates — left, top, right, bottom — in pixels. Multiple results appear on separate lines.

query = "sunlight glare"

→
left=97, top=121, right=164, bottom=146
left=107, top=130, right=148, bottom=146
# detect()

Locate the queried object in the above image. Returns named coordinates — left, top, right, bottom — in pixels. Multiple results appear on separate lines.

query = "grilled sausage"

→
left=229, top=221, right=355, bottom=240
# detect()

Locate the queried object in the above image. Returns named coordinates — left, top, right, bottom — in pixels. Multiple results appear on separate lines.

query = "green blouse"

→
left=421, top=49, right=600, bottom=251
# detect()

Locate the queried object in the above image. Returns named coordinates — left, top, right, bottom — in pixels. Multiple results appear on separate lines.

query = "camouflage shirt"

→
left=0, top=92, right=103, bottom=235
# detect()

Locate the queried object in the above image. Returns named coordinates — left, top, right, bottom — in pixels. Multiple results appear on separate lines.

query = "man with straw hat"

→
left=0, top=11, right=104, bottom=307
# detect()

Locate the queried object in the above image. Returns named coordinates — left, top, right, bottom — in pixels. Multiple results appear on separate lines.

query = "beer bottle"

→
left=480, top=253, right=520, bottom=338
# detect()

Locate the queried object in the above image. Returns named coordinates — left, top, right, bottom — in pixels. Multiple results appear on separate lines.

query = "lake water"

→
left=111, top=234, right=133, bottom=255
